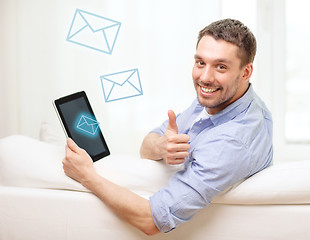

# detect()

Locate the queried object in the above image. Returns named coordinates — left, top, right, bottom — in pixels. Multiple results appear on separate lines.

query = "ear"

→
left=242, top=63, right=253, bottom=82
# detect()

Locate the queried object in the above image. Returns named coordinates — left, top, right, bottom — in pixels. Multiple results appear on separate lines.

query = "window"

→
left=285, top=0, right=310, bottom=142
left=260, top=0, right=310, bottom=162
left=222, top=0, right=310, bottom=162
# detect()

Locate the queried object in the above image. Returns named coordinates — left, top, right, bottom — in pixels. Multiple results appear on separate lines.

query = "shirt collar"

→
left=197, top=84, right=254, bottom=126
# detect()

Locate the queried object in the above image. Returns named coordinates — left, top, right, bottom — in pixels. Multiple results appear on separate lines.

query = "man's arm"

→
left=140, top=110, right=191, bottom=165
left=139, top=132, right=166, bottom=160
left=63, top=138, right=160, bottom=236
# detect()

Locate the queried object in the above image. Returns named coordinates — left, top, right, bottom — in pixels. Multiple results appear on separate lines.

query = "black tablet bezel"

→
left=54, top=91, right=110, bottom=161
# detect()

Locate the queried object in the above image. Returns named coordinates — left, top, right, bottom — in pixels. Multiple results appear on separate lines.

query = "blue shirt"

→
left=149, top=84, right=273, bottom=233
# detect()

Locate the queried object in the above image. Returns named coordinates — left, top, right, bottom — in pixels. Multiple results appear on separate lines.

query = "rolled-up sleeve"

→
left=149, top=136, right=251, bottom=233
left=149, top=168, right=217, bottom=232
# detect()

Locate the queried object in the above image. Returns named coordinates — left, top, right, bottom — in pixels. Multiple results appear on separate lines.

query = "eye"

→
left=217, top=64, right=227, bottom=70
left=196, top=60, right=205, bottom=67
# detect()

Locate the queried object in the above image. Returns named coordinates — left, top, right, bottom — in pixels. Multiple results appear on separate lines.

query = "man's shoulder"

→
left=206, top=97, right=272, bottom=145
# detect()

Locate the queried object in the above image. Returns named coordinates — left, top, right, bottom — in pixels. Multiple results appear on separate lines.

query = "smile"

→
left=200, top=86, right=220, bottom=95
left=201, top=87, right=218, bottom=93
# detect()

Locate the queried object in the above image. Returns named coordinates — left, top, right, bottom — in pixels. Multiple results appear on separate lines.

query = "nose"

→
left=199, top=65, right=214, bottom=85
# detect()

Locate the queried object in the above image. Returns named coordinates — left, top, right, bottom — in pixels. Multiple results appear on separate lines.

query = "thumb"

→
left=167, top=110, right=178, bottom=134
left=67, top=138, right=80, bottom=153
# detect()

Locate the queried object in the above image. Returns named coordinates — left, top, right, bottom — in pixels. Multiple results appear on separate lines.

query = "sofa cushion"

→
left=1, top=135, right=310, bottom=204
left=0, top=135, right=86, bottom=191
left=0, top=135, right=181, bottom=197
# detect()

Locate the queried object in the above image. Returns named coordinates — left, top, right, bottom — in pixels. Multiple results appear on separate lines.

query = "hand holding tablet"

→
left=54, top=91, right=110, bottom=161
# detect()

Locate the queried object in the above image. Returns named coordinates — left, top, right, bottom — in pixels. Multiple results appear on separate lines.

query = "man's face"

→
left=192, top=35, right=251, bottom=114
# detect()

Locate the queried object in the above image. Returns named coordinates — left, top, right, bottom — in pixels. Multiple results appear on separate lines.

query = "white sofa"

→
left=1, top=135, right=310, bottom=240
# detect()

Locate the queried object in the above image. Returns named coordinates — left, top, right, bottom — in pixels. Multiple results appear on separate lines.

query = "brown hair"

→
left=197, top=19, right=256, bottom=67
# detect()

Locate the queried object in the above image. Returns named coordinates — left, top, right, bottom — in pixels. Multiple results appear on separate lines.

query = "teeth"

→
left=201, top=87, right=217, bottom=93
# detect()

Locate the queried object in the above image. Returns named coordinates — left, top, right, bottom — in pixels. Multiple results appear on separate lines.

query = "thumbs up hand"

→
left=161, top=110, right=191, bottom=165
left=166, top=110, right=179, bottom=134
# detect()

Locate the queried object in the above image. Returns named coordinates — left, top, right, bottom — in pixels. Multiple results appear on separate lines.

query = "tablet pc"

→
left=53, top=91, right=110, bottom=161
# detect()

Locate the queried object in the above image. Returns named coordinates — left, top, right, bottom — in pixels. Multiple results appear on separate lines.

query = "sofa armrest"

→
left=213, top=159, right=310, bottom=205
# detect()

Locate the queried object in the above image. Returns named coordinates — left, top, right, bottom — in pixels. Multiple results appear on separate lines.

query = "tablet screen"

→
left=54, top=91, right=110, bottom=161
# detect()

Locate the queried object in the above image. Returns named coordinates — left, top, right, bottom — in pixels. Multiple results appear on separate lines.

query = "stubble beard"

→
left=194, top=78, right=240, bottom=111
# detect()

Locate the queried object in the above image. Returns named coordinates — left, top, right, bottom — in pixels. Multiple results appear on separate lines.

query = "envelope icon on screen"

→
left=76, top=115, right=100, bottom=135
left=66, top=9, right=121, bottom=54
left=100, top=68, right=143, bottom=102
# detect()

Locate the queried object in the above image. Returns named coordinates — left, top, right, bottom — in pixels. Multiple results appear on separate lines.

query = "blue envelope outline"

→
left=100, top=68, right=143, bottom=102
left=66, top=9, right=121, bottom=54
left=76, top=115, right=100, bottom=135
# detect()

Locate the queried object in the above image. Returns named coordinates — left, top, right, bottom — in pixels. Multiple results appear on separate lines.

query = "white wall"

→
left=0, top=0, right=219, bottom=157
left=2, top=0, right=308, bottom=162
left=0, top=0, right=19, bottom=136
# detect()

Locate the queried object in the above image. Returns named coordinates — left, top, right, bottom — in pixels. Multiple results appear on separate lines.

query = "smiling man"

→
left=193, top=35, right=251, bottom=115
left=63, top=19, right=273, bottom=235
